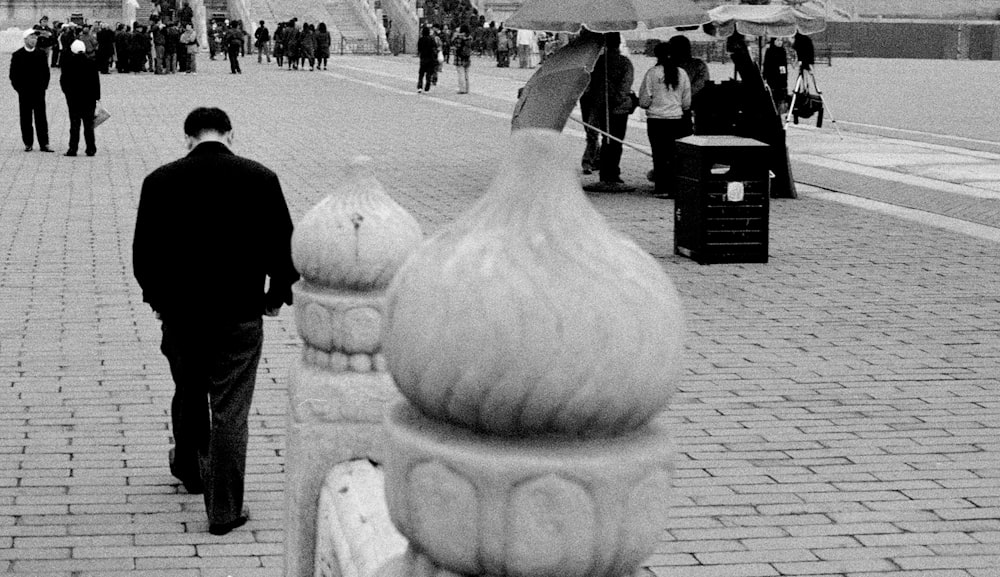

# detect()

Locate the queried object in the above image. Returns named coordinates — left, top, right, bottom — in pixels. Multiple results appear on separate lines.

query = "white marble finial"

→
left=382, top=129, right=685, bottom=436
left=292, top=156, right=423, bottom=291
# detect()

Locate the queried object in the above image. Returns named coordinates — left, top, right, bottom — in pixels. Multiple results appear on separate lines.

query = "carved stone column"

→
left=379, top=129, right=685, bottom=577
left=284, top=157, right=422, bottom=577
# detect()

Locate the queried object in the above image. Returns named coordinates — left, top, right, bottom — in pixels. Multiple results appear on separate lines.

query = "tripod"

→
left=784, top=66, right=841, bottom=137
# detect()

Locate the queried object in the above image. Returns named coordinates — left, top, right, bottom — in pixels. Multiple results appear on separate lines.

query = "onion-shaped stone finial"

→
left=382, top=129, right=684, bottom=437
left=292, top=156, right=423, bottom=291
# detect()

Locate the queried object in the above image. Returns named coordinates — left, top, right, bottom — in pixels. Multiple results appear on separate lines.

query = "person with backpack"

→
left=452, top=24, right=472, bottom=94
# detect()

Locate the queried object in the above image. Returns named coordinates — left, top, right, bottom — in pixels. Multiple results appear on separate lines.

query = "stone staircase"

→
left=243, top=0, right=387, bottom=52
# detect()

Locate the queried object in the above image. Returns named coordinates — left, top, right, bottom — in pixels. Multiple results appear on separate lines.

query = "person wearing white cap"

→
left=59, top=39, right=101, bottom=157
left=9, top=29, right=54, bottom=152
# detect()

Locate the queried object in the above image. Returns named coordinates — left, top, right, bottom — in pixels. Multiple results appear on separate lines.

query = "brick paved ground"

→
left=1, top=54, right=998, bottom=576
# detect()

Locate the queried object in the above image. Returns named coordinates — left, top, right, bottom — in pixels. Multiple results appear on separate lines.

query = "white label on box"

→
left=727, top=181, right=745, bottom=202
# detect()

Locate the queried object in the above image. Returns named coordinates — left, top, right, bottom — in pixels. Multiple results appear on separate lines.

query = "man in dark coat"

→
left=132, top=107, right=299, bottom=536
left=9, top=29, right=54, bottom=152
left=96, top=23, right=117, bottom=74
left=59, top=40, right=100, bottom=157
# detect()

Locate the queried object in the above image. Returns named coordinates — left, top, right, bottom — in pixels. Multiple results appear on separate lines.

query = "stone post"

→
left=378, top=129, right=685, bottom=577
left=284, top=157, right=422, bottom=577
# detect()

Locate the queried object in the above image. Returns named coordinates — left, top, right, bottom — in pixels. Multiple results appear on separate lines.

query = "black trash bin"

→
left=674, top=135, right=770, bottom=264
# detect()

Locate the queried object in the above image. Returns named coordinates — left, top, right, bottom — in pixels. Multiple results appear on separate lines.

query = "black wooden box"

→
left=674, top=136, right=770, bottom=264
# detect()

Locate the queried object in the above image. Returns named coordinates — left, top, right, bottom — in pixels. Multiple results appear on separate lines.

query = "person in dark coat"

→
left=315, top=22, right=331, bottom=70
left=416, top=26, right=437, bottom=93
left=224, top=23, right=243, bottom=73
left=60, top=40, right=101, bottom=157
left=299, top=23, right=316, bottom=70
left=9, top=29, right=54, bottom=152
left=587, top=33, right=634, bottom=187
left=132, top=107, right=299, bottom=537
left=794, top=32, right=814, bottom=71
left=115, top=24, right=130, bottom=72
left=763, top=37, right=789, bottom=114
left=96, top=23, right=117, bottom=74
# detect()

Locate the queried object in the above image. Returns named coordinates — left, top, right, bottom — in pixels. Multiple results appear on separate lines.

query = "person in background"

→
left=96, top=22, right=116, bottom=74
left=225, top=22, right=243, bottom=74
left=164, top=21, right=180, bottom=73
left=763, top=37, right=789, bottom=114
left=180, top=23, right=199, bottom=73
left=638, top=41, right=691, bottom=199
left=9, top=29, right=54, bottom=152
left=793, top=32, right=814, bottom=71
left=315, top=23, right=331, bottom=70
left=667, top=35, right=709, bottom=134
left=133, top=107, right=299, bottom=537
left=59, top=39, right=100, bottom=157
left=452, top=24, right=472, bottom=94
left=299, top=23, right=316, bottom=71
left=416, top=26, right=437, bottom=94
left=254, top=20, right=270, bottom=63
left=115, top=24, right=129, bottom=72
left=273, top=22, right=286, bottom=67
left=495, top=24, right=510, bottom=67
left=152, top=21, right=167, bottom=74
left=587, top=33, right=634, bottom=188
left=33, top=16, right=56, bottom=63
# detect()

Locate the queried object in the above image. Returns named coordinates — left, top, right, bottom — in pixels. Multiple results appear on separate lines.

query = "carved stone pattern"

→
left=302, top=347, right=387, bottom=374
left=508, top=475, right=596, bottom=577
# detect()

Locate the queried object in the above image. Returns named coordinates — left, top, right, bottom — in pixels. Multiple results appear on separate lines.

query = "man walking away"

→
left=225, top=23, right=243, bottom=73
left=133, top=107, right=299, bottom=536
left=9, top=29, right=54, bottom=152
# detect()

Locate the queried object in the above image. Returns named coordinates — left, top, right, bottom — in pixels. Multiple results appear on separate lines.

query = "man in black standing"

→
left=9, top=29, right=54, bottom=152
left=133, top=108, right=299, bottom=535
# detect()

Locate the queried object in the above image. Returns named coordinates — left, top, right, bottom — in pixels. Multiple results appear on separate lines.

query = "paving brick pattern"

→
left=1, top=54, right=998, bottom=576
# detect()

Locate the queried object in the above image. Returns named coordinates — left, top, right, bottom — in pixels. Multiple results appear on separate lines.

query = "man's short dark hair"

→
left=184, top=107, right=233, bottom=137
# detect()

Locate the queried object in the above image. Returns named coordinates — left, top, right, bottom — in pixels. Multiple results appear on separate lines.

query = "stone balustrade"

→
left=289, top=130, right=684, bottom=577
left=284, top=157, right=422, bottom=577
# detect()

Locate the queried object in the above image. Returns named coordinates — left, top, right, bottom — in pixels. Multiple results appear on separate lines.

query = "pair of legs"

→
left=162, top=318, right=263, bottom=530
left=456, top=63, right=469, bottom=93
left=65, top=98, right=96, bottom=155
left=646, top=118, right=689, bottom=197
left=18, top=92, right=49, bottom=150
left=599, top=113, right=629, bottom=183
left=228, top=47, right=242, bottom=73
left=417, top=61, right=435, bottom=91
left=257, top=43, right=270, bottom=62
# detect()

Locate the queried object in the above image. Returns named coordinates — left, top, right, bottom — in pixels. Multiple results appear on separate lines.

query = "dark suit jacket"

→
left=133, top=141, right=300, bottom=322
left=9, top=47, right=50, bottom=94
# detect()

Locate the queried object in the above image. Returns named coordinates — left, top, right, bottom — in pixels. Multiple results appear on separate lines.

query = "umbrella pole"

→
left=568, top=117, right=653, bottom=158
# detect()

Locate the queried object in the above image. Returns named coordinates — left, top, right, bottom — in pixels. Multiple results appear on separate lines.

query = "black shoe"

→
left=24, top=145, right=32, bottom=152
left=208, top=507, right=250, bottom=536
left=64, top=150, right=77, bottom=157
left=85, top=150, right=96, bottom=157
left=39, top=145, right=54, bottom=153
left=168, top=448, right=204, bottom=494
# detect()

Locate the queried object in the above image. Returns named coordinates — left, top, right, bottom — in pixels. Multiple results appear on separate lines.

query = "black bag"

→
left=793, top=91, right=822, bottom=119
left=628, top=91, right=639, bottom=114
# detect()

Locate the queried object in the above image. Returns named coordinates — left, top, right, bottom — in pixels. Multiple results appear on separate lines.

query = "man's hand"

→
left=264, top=306, right=281, bottom=317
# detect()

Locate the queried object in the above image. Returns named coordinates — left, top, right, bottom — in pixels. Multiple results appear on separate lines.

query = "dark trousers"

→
left=17, top=92, right=49, bottom=148
left=66, top=98, right=97, bottom=154
left=161, top=317, right=263, bottom=526
left=647, top=117, right=690, bottom=196
left=418, top=61, right=435, bottom=90
left=228, top=46, right=241, bottom=73
left=599, top=113, right=629, bottom=182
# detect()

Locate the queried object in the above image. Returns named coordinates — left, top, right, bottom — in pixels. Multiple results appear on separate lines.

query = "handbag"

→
left=93, top=102, right=111, bottom=128
left=792, top=91, right=822, bottom=119
left=436, top=49, right=444, bottom=63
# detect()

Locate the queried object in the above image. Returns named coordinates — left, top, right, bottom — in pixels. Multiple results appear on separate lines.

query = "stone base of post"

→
left=381, top=402, right=673, bottom=577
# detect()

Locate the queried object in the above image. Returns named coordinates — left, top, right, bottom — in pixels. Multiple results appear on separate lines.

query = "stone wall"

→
left=0, top=0, right=123, bottom=28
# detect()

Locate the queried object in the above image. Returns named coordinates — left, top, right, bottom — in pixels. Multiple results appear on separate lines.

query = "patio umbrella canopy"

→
left=707, top=4, right=828, bottom=37
left=505, top=0, right=709, bottom=33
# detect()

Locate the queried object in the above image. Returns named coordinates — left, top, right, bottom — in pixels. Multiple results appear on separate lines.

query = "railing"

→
left=339, top=34, right=385, bottom=54
left=284, top=130, right=684, bottom=577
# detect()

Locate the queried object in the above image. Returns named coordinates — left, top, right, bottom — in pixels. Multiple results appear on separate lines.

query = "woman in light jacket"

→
left=638, top=41, right=691, bottom=199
